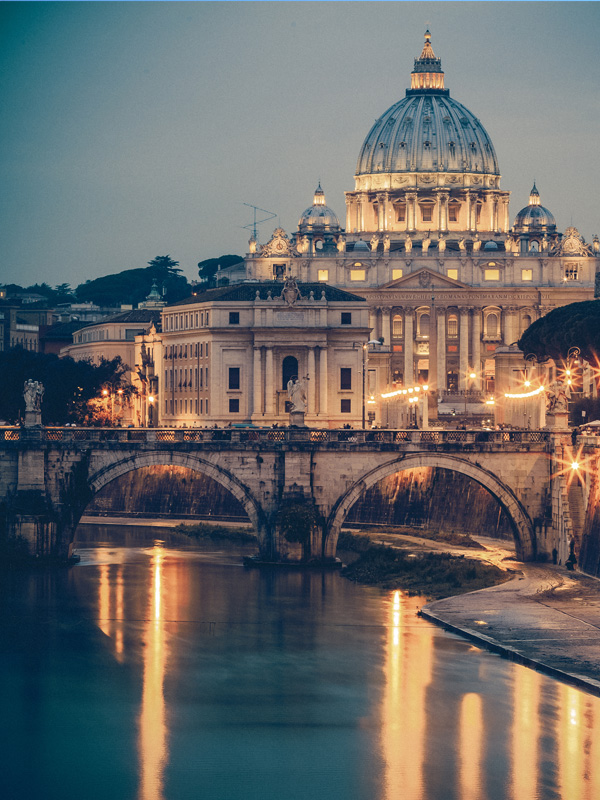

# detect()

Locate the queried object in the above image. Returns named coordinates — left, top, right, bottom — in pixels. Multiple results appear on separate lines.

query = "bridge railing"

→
left=0, top=427, right=553, bottom=446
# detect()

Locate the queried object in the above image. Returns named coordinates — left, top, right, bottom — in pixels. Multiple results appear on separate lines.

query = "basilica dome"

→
left=298, top=183, right=340, bottom=233
left=513, top=183, right=556, bottom=231
left=355, top=32, right=499, bottom=178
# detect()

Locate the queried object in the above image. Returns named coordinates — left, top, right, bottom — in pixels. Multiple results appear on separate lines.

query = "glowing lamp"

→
left=423, top=384, right=429, bottom=391
left=571, top=462, right=579, bottom=470
left=148, top=396, right=155, bottom=404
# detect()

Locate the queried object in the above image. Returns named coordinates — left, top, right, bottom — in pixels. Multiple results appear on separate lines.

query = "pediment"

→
left=382, top=268, right=468, bottom=290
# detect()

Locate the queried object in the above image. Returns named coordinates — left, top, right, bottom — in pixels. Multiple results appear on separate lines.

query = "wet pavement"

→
left=421, top=539, right=600, bottom=696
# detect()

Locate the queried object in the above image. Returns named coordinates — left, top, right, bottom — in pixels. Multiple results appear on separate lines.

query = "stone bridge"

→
left=0, top=426, right=578, bottom=565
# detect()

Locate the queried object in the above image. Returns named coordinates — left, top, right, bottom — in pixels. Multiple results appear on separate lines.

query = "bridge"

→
left=0, top=426, right=584, bottom=566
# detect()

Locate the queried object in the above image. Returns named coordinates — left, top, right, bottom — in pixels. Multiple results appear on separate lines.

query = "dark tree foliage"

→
left=197, top=255, right=243, bottom=288
left=0, top=348, right=126, bottom=425
left=75, top=256, right=191, bottom=306
left=3, top=282, right=76, bottom=305
left=517, top=300, right=600, bottom=363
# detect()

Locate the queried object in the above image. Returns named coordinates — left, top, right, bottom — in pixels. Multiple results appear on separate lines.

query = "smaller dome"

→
left=513, top=183, right=556, bottom=231
left=298, top=183, right=341, bottom=233
left=353, top=239, right=370, bottom=252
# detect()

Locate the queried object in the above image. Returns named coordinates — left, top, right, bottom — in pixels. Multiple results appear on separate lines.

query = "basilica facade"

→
left=243, top=32, right=599, bottom=420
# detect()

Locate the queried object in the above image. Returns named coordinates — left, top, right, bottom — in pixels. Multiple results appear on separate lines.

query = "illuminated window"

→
left=392, top=315, right=403, bottom=336
left=318, top=269, right=329, bottom=282
left=521, top=269, right=533, bottom=281
left=447, top=269, right=458, bottom=280
left=485, top=269, right=500, bottom=281
left=350, top=269, right=366, bottom=281
left=392, top=269, right=403, bottom=280
left=447, top=314, right=458, bottom=337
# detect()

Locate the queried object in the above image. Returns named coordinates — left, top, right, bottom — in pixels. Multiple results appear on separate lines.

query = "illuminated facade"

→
left=158, top=282, right=369, bottom=428
left=245, top=32, right=599, bottom=414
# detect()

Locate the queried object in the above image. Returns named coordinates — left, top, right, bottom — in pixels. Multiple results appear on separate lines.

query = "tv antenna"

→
left=242, top=203, right=277, bottom=240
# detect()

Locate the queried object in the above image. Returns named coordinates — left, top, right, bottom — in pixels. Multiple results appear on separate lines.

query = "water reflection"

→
left=73, top=536, right=600, bottom=800
left=381, top=590, right=432, bottom=800
left=138, top=546, right=168, bottom=800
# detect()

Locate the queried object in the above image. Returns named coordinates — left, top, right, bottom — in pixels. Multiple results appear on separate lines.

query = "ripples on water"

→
left=1, top=524, right=599, bottom=800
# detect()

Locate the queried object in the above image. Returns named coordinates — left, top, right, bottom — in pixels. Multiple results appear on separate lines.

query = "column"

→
left=253, top=347, right=263, bottom=415
left=435, top=190, right=449, bottom=233
left=429, top=304, right=438, bottom=392
left=319, top=347, right=328, bottom=415
left=406, top=192, right=417, bottom=233
left=307, top=347, right=316, bottom=414
left=471, top=309, right=482, bottom=390
left=369, top=308, right=378, bottom=339
left=404, top=309, right=414, bottom=385
left=437, top=308, right=446, bottom=392
left=458, top=307, right=470, bottom=389
left=381, top=308, right=391, bottom=347
left=465, top=192, right=474, bottom=232
left=502, top=198, right=510, bottom=233
left=265, top=347, right=274, bottom=415
left=376, top=193, right=385, bottom=231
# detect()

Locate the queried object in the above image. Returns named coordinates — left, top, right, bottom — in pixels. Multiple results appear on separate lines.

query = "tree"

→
left=197, top=254, right=243, bottom=288
left=75, top=257, right=191, bottom=307
left=518, top=300, right=600, bottom=363
left=0, top=348, right=130, bottom=426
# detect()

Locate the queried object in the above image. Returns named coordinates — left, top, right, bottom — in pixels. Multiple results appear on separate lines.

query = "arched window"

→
left=486, top=312, right=499, bottom=337
left=392, top=315, right=403, bottom=337
left=282, top=356, right=299, bottom=390
left=418, top=313, right=430, bottom=337
left=447, top=314, right=458, bottom=337
left=529, top=240, right=539, bottom=253
left=522, top=314, right=532, bottom=334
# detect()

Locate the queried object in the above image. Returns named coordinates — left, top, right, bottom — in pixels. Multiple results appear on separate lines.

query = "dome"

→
left=355, top=32, right=500, bottom=178
left=298, top=183, right=341, bottom=233
left=513, top=183, right=556, bottom=231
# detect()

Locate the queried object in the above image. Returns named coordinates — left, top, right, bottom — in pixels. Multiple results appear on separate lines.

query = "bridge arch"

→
left=326, top=453, right=536, bottom=561
left=80, top=451, right=266, bottom=547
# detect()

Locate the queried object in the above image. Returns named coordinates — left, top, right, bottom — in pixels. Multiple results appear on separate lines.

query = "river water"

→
left=2, top=523, right=600, bottom=800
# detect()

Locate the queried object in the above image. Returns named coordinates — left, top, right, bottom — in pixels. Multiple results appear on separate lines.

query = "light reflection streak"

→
left=138, top=546, right=168, bottom=800
left=115, top=564, right=124, bottom=659
left=381, top=590, right=432, bottom=800
left=511, top=667, right=540, bottom=799
left=98, top=563, right=111, bottom=639
left=459, top=693, right=483, bottom=800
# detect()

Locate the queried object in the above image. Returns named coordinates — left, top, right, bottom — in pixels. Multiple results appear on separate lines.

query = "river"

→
left=2, top=523, right=600, bottom=800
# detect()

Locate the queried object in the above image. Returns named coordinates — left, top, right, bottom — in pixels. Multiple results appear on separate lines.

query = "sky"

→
left=1, top=1, right=600, bottom=289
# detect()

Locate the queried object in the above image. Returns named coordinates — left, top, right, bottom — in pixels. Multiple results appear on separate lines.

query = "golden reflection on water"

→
left=459, top=693, right=483, bottom=800
left=511, top=666, right=540, bottom=799
left=381, top=590, right=432, bottom=800
left=137, top=546, right=168, bottom=800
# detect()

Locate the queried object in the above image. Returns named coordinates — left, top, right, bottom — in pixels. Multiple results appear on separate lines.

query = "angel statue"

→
left=287, top=376, right=307, bottom=413
left=24, top=379, right=44, bottom=412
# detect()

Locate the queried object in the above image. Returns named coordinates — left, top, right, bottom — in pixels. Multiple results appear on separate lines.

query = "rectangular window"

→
left=318, top=269, right=329, bottom=282
left=340, top=368, right=352, bottom=391
left=195, top=399, right=198, bottom=414
left=484, top=269, right=500, bottom=281
left=229, top=398, right=239, bottom=413
left=206, top=312, right=210, bottom=326
left=447, top=269, right=458, bottom=280
left=396, top=205, right=406, bottom=222
left=350, top=269, right=366, bottom=281
left=229, top=311, right=240, bottom=325
left=392, top=269, right=403, bottom=280
left=421, top=205, right=433, bottom=222
left=200, top=398, right=203, bottom=414
left=200, top=342, right=203, bottom=357
left=195, top=313, right=199, bottom=327
left=341, top=399, right=351, bottom=413
left=229, top=367, right=240, bottom=390
left=521, top=269, right=533, bottom=281
left=448, top=204, right=459, bottom=222
left=341, top=312, right=352, bottom=325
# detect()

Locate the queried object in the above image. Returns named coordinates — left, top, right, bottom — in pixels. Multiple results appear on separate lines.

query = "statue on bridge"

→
left=287, top=376, right=307, bottom=414
left=546, top=380, right=570, bottom=413
left=23, top=379, right=44, bottom=426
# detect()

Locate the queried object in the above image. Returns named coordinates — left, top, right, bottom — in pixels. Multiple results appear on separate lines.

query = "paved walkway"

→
left=421, top=542, right=600, bottom=696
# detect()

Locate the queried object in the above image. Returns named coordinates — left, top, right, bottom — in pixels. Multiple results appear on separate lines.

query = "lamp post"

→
left=357, top=339, right=382, bottom=429
left=148, top=395, right=155, bottom=428
left=102, top=387, right=114, bottom=426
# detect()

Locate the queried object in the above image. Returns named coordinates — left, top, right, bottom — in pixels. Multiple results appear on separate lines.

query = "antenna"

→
left=242, top=203, right=277, bottom=240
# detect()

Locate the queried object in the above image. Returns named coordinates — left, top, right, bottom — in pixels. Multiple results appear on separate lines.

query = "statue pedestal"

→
left=289, top=411, right=306, bottom=428
left=24, top=411, right=42, bottom=428
left=546, top=411, right=570, bottom=431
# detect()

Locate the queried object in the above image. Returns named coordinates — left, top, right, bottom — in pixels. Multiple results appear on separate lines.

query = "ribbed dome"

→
left=513, top=183, right=556, bottom=231
left=298, top=183, right=340, bottom=233
left=355, top=32, right=499, bottom=177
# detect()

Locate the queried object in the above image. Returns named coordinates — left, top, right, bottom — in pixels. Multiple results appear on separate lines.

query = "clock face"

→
left=276, top=242, right=284, bottom=251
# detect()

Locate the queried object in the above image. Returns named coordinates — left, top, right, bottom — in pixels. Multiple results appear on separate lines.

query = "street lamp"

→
left=356, top=339, right=382, bottom=429
left=148, top=395, right=155, bottom=428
